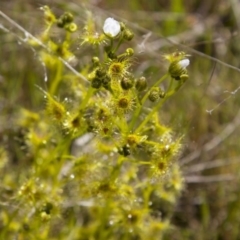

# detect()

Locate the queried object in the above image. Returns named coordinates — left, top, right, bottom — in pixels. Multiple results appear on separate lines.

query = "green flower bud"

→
left=41, top=202, right=53, bottom=214
left=57, top=19, right=64, bottom=28
left=148, top=87, right=160, bottom=102
left=92, top=56, right=100, bottom=66
left=120, top=22, right=126, bottom=31
left=159, top=89, right=166, bottom=98
left=168, top=59, right=190, bottom=80
left=135, top=77, right=147, bottom=92
left=41, top=212, right=51, bottom=222
left=91, top=77, right=102, bottom=89
left=180, top=74, right=189, bottom=82
left=126, top=48, right=134, bottom=56
left=57, top=12, right=74, bottom=28
left=96, top=67, right=106, bottom=78
left=118, top=145, right=131, bottom=156
left=121, top=77, right=134, bottom=90
left=102, top=75, right=111, bottom=90
left=65, top=23, right=78, bottom=32
left=40, top=6, right=56, bottom=25
left=62, top=12, right=74, bottom=23
left=107, top=51, right=117, bottom=59
left=123, top=29, right=134, bottom=41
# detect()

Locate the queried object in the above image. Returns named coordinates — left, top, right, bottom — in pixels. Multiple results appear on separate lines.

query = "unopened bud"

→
left=65, top=23, right=78, bottom=32
left=168, top=58, right=190, bottom=80
left=121, top=77, right=134, bottom=90
left=91, top=77, right=102, bottom=89
left=96, top=67, right=106, bottom=78
left=62, top=12, right=74, bottom=23
left=135, top=77, right=147, bottom=92
left=126, top=48, right=134, bottom=56
left=148, top=87, right=160, bottom=102
left=92, top=57, right=100, bottom=66
left=123, top=29, right=134, bottom=41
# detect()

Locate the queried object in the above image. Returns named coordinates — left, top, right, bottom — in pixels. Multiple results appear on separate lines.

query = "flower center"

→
left=118, top=97, right=129, bottom=109
left=110, top=63, right=122, bottom=75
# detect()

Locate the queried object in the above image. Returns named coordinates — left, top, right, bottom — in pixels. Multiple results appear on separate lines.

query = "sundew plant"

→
left=1, top=6, right=189, bottom=239
left=0, top=3, right=204, bottom=240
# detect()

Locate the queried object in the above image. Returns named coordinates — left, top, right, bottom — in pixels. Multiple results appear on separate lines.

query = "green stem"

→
left=118, top=115, right=129, bottom=133
left=110, top=38, right=114, bottom=49
left=129, top=73, right=168, bottom=132
left=79, top=87, right=95, bottom=111
left=113, top=36, right=124, bottom=53
left=49, top=60, right=63, bottom=95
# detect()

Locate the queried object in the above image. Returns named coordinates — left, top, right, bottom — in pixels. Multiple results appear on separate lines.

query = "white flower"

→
left=178, top=59, right=190, bottom=69
left=103, top=18, right=121, bottom=38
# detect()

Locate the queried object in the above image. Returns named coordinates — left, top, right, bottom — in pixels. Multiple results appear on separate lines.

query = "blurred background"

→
left=1, top=0, right=240, bottom=239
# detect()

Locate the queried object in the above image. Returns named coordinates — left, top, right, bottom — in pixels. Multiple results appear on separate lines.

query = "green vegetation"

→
left=1, top=1, right=240, bottom=239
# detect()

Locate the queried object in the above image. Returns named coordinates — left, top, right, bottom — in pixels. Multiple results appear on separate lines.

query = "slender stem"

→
left=120, top=115, right=129, bottom=132
left=110, top=38, right=114, bottom=49
left=113, top=36, right=124, bottom=53
left=129, top=73, right=168, bottom=132
left=0, top=10, right=88, bottom=83
left=135, top=99, right=166, bottom=134
left=79, top=87, right=95, bottom=110
left=49, top=60, right=63, bottom=95
left=166, top=76, right=174, bottom=93
left=142, top=73, right=169, bottom=105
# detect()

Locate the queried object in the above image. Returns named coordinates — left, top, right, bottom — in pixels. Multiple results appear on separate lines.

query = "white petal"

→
left=178, top=59, right=190, bottom=69
left=103, top=18, right=121, bottom=37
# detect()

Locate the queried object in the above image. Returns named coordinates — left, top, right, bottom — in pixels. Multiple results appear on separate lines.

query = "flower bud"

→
left=107, top=51, right=117, bottom=59
left=96, top=67, right=106, bottom=78
left=123, top=29, right=134, bottom=41
left=57, top=12, right=74, bottom=28
left=179, top=59, right=190, bottom=68
left=168, top=58, right=190, bottom=80
left=121, top=77, right=134, bottom=90
left=159, top=89, right=166, bottom=98
left=40, top=6, right=56, bottom=25
left=148, top=87, right=160, bottom=102
left=180, top=74, right=189, bottom=82
left=41, top=212, right=51, bottom=222
left=126, top=48, right=134, bottom=56
left=135, top=77, right=147, bottom=92
left=92, top=56, right=100, bottom=66
left=57, top=18, right=65, bottom=28
left=101, top=75, right=111, bottom=91
left=118, top=145, right=131, bottom=156
left=91, top=77, right=102, bottom=89
left=120, top=22, right=126, bottom=31
left=62, top=12, right=74, bottom=23
left=65, top=23, right=78, bottom=32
